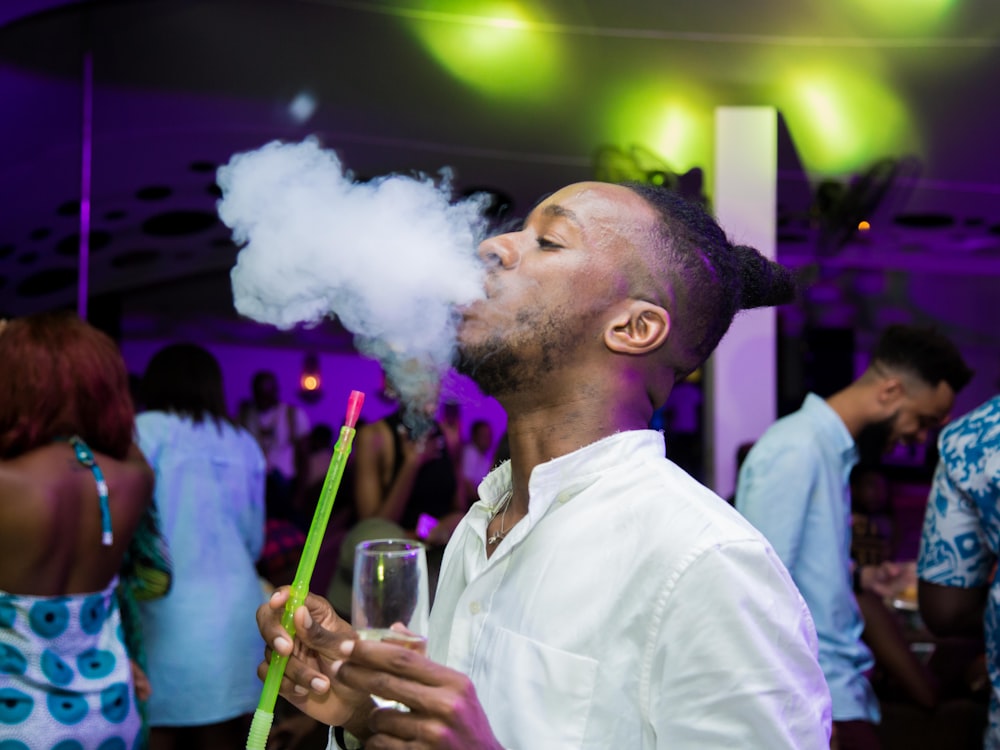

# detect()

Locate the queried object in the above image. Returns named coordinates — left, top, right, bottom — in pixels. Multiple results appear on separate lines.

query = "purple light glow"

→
left=77, top=50, right=93, bottom=319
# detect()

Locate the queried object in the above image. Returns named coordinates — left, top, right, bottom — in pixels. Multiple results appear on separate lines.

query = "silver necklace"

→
left=487, top=491, right=514, bottom=545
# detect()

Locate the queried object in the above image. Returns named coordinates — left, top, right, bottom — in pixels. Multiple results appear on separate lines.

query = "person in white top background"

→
left=460, top=419, right=494, bottom=504
left=136, top=343, right=267, bottom=750
left=240, top=369, right=311, bottom=525
left=256, top=179, right=832, bottom=749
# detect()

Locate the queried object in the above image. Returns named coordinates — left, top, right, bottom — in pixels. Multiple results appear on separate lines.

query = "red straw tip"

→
left=345, top=390, right=365, bottom=428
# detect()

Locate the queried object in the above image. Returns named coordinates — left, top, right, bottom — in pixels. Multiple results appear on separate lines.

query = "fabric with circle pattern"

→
left=0, top=578, right=141, bottom=749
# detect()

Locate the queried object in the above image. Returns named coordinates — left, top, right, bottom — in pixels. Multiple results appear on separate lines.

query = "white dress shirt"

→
left=424, top=430, right=831, bottom=748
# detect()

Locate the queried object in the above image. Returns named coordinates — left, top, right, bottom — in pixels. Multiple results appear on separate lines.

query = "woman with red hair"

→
left=0, top=311, right=154, bottom=749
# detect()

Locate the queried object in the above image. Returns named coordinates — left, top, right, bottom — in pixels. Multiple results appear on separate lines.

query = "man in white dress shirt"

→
left=256, top=180, right=832, bottom=748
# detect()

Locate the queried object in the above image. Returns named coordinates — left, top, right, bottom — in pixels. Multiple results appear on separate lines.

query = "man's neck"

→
left=500, top=397, right=651, bottom=514
left=824, top=383, right=871, bottom=440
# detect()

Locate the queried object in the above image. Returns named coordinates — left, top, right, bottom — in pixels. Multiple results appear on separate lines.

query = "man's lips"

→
left=458, top=296, right=490, bottom=318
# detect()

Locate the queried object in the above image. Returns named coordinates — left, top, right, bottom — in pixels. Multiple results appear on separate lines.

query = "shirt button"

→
left=469, top=601, right=482, bottom=615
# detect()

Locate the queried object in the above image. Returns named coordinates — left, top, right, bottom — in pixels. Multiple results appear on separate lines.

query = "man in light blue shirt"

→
left=736, top=324, right=972, bottom=749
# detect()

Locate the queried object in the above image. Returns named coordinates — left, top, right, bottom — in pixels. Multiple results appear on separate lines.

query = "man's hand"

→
left=333, top=638, right=504, bottom=750
left=860, top=560, right=917, bottom=599
left=256, top=588, right=371, bottom=728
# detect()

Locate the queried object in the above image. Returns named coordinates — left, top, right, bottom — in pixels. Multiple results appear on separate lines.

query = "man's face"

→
left=888, top=379, right=955, bottom=447
left=456, top=182, right=654, bottom=397
left=860, top=378, right=955, bottom=459
left=253, top=374, right=279, bottom=410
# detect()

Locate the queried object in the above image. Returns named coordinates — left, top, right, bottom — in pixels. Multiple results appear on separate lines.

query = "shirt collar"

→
left=476, top=430, right=666, bottom=519
left=802, top=393, right=858, bottom=466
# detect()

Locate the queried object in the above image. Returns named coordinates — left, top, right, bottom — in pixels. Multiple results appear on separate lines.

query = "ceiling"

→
left=2, top=0, right=1000, bottom=349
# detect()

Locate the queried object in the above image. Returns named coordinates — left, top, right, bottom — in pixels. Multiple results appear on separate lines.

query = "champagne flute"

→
left=352, top=538, right=429, bottom=709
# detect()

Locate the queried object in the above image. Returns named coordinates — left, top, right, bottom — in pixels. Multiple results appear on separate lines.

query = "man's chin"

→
left=455, top=344, right=516, bottom=399
left=454, top=344, right=482, bottom=382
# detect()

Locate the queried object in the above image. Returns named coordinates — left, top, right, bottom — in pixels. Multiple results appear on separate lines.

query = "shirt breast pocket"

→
left=477, top=623, right=599, bottom=749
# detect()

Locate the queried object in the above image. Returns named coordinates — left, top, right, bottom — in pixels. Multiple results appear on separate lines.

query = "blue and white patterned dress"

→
left=0, top=579, right=142, bottom=750
left=918, top=395, right=1000, bottom=749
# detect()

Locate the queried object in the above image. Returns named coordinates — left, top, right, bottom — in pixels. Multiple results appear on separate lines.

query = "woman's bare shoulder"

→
left=0, top=442, right=152, bottom=508
left=0, top=445, right=70, bottom=491
left=0, top=447, right=67, bottom=526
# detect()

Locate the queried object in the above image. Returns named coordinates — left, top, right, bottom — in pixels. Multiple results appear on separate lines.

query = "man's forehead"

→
left=540, top=203, right=582, bottom=227
left=533, top=182, right=652, bottom=226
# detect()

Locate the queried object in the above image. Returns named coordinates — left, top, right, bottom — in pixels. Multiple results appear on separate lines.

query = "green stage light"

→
left=405, top=2, right=561, bottom=100
left=847, top=0, right=956, bottom=32
left=776, top=66, right=919, bottom=173
left=603, top=84, right=713, bottom=179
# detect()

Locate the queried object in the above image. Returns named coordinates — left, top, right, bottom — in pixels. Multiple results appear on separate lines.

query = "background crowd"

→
left=1, top=309, right=996, bottom=750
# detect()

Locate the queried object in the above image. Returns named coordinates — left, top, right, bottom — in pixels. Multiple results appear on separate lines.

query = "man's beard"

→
left=456, top=335, right=521, bottom=398
left=855, top=412, right=897, bottom=467
left=456, top=309, right=578, bottom=398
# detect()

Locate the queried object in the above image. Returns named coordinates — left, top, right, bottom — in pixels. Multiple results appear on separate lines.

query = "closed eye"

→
left=537, top=236, right=562, bottom=249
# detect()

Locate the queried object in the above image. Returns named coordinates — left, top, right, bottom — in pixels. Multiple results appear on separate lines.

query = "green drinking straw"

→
left=246, top=389, right=366, bottom=750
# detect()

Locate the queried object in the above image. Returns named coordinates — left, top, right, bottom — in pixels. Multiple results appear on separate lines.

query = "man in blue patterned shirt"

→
left=918, top=394, right=1000, bottom=750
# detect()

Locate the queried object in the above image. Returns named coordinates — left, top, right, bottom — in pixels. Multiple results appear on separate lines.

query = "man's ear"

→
left=876, top=374, right=906, bottom=410
left=604, top=300, right=670, bottom=355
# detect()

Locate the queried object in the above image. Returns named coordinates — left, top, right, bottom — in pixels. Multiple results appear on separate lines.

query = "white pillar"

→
left=705, top=106, right=778, bottom=499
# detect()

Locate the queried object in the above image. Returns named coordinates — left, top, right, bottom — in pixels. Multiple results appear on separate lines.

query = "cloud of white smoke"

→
left=216, top=138, right=489, bottom=432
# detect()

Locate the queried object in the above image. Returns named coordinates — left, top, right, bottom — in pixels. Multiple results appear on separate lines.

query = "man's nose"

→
left=478, top=234, right=520, bottom=269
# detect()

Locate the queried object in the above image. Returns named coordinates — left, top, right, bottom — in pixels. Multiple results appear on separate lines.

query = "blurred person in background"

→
left=352, top=378, right=465, bottom=547
left=240, top=369, right=311, bottom=524
left=850, top=465, right=895, bottom=568
left=439, top=400, right=464, bottom=463
left=0, top=311, right=153, bottom=748
left=136, top=343, right=267, bottom=750
left=461, top=419, right=494, bottom=504
left=302, top=424, right=336, bottom=503
left=918, top=394, right=1000, bottom=750
left=737, top=324, right=973, bottom=749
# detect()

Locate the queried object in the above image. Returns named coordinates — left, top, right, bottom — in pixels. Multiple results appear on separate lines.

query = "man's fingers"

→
left=334, top=660, right=423, bottom=712
left=366, top=705, right=469, bottom=750
left=341, top=638, right=442, bottom=684
left=258, top=647, right=331, bottom=696
left=256, top=658, right=312, bottom=703
left=293, top=605, right=356, bottom=660
left=256, top=592, right=294, bottom=656
left=336, top=643, right=469, bottom=717
left=367, top=706, right=447, bottom=744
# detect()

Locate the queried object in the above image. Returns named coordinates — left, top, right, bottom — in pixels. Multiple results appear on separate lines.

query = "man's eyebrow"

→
left=541, top=204, right=582, bottom=227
